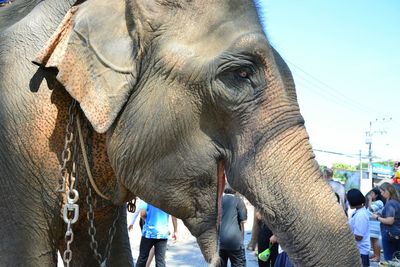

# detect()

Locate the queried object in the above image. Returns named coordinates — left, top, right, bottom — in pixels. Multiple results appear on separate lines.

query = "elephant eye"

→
left=234, top=67, right=254, bottom=83
left=216, top=63, right=258, bottom=94
left=237, top=69, right=249, bottom=79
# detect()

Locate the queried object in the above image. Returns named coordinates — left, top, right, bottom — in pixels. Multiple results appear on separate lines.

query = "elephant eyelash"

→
left=215, top=52, right=258, bottom=74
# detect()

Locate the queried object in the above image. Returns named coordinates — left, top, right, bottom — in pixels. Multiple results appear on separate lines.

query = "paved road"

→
left=129, top=202, right=258, bottom=267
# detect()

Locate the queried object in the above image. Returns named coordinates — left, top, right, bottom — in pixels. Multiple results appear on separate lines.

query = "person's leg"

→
left=145, top=247, right=155, bottom=267
left=382, top=231, right=394, bottom=261
left=269, top=243, right=279, bottom=266
left=360, top=254, right=370, bottom=267
left=370, top=237, right=375, bottom=258
left=228, top=248, right=246, bottom=267
left=153, top=238, right=168, bottom=267
left=370, top=237, right=380, bottom=260
left=281, top=251, right=294, bottom=267
left=218, top=249, right=229, bottom=267
left=393, top=239, right=400, bottom=259
left=135, top=237, right=154, bottom=267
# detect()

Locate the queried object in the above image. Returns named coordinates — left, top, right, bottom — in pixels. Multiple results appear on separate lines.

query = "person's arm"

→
left=269, top=234, right=278, bottom=244
left=372, top=213, right=395, bottom=225
left=237, top=197, right=247, bottom=240
left=372, top=202, right=395, bottom=225
left=255, top=211, right=262, bottom=221
left=354, top=234, right=363, bottom=241
left=367, top=195, right=373, bottom=211
left=128, top=210, right=140, bottom=231
left=240, top=220, right=246, bottom=239
left=171, top=216, right=178, bottom=240
left=140, top=209, right=147, bottom=220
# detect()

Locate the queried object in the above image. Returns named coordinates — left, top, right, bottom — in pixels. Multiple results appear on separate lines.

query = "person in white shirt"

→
left=347, top=189, right=370, bottom=267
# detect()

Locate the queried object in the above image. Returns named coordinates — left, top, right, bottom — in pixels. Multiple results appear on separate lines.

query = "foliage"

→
left=320, top=160, right=398, bottom=184
left=332, top=163, right=357, bottom=171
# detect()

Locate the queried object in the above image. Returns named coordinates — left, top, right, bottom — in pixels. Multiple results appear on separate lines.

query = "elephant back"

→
left=0, top=0, right=41, bottom=32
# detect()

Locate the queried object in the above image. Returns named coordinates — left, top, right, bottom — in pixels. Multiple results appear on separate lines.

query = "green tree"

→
left=331, top=162, right=357, bottom=184
left=332, top=163, right=357, bottom=171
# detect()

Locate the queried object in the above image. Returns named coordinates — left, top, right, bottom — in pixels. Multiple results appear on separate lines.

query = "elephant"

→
left=0, top=0, right=361, bottom=266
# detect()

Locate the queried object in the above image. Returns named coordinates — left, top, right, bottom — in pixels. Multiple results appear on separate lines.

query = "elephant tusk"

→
left=217, top=160, right=225, bottom=228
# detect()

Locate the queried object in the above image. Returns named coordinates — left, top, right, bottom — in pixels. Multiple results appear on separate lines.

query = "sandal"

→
left=370, top=257, right=380, bottom=262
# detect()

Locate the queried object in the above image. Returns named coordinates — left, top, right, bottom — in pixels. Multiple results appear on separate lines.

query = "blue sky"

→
left=257, top=0, right=400, bottom=166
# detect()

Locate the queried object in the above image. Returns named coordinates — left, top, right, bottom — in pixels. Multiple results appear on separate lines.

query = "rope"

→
left=76, top=113, right=111, bottom=201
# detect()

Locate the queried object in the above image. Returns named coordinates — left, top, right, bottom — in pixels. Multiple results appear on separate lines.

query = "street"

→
left=128, top=201, right=258, bottom=267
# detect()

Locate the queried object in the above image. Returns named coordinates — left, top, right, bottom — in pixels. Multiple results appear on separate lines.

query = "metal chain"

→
left=103, top=207, right=120, bottom=266
left=59, top=103, right=118, bottom=267
left=63, top=221, right=74, bottom=265
left=86, top=176, right=119, bottom=267
left=59, top=99, right=80, bottom=267
left=81, top=122, right=119, bottom=267
left=127, top=199, right=136, bottom=213
left=58, top=99, right=77, bottom=193
left=86, top=182, right=102, bottom=264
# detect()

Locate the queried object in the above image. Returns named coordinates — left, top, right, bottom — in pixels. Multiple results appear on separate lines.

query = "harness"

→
left=59, top=99, right=136, bottom=267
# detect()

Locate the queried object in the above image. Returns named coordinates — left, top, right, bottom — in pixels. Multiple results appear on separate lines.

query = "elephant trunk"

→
left=231, top=124, right=361, bottom=266
left=182, top=216, right=220, bottom=265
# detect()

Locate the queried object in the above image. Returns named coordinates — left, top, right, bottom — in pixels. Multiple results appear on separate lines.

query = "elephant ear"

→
left=34, top=0, right=138, bottom=133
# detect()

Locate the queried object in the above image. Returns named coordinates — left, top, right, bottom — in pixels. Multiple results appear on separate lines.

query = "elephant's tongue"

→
left=217, top=160, right=225, bottom=228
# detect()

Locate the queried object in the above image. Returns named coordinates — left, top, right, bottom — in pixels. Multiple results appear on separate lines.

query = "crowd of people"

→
left=126, top=162, right=400, bottom=267
left=325, top=161, right=400, bottom=267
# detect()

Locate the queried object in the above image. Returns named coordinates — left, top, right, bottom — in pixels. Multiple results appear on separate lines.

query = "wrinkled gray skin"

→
left=0, top=0, right=361, bottom=266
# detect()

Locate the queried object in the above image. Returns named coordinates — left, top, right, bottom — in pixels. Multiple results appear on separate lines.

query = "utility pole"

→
left=359, top=150, right=363, bottom=181
left=362, top=117, right=392, bottom=194
left=362, top=123, right=373, bottom=195
left=367, top=121, right=373, bottom=182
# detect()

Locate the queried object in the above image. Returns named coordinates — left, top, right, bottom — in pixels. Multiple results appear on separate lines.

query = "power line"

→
left=284, top=57, right=392, bottom=119
left=284, top=57, right=400, bottom=136
left=314, top=148, right=389, bottom=162
left=294, top=74, right=370, bottom=114
left=313, top=149, right=367, bottom=159
left=295, top=80, right=371, bottom=116
left=280, top=56, right=400, bottom=162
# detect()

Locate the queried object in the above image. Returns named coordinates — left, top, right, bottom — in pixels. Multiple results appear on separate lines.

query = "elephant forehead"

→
left=159, top=43, right=194, bottom=71
left=162, top=1, right=264, bottom=60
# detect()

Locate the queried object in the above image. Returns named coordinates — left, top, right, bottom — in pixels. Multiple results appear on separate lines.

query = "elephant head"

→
left=35, top=0, right=360, bottom=265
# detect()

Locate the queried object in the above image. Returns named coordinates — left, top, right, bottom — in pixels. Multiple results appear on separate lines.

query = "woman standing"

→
left=366, top=188, right=385, bottom=262
left=372, top=182, right=400, bottom=261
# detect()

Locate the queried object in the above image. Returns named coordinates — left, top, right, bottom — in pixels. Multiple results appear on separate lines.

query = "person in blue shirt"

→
left=135, top=202, right=177, bottom=267
left=347, top=189, right=370, bottom=267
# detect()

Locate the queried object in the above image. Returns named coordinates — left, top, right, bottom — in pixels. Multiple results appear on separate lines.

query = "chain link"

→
left=103, top=207, right=120, bottom=265
left=127, top=199, right=136, bottom=213
left=63, top=221, right=74, bottom=266
left=59, top=100, right=80, bottom=267
left=86, top=171, right=119, bottom=267
left=58, top=100, right=77, bottom=193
